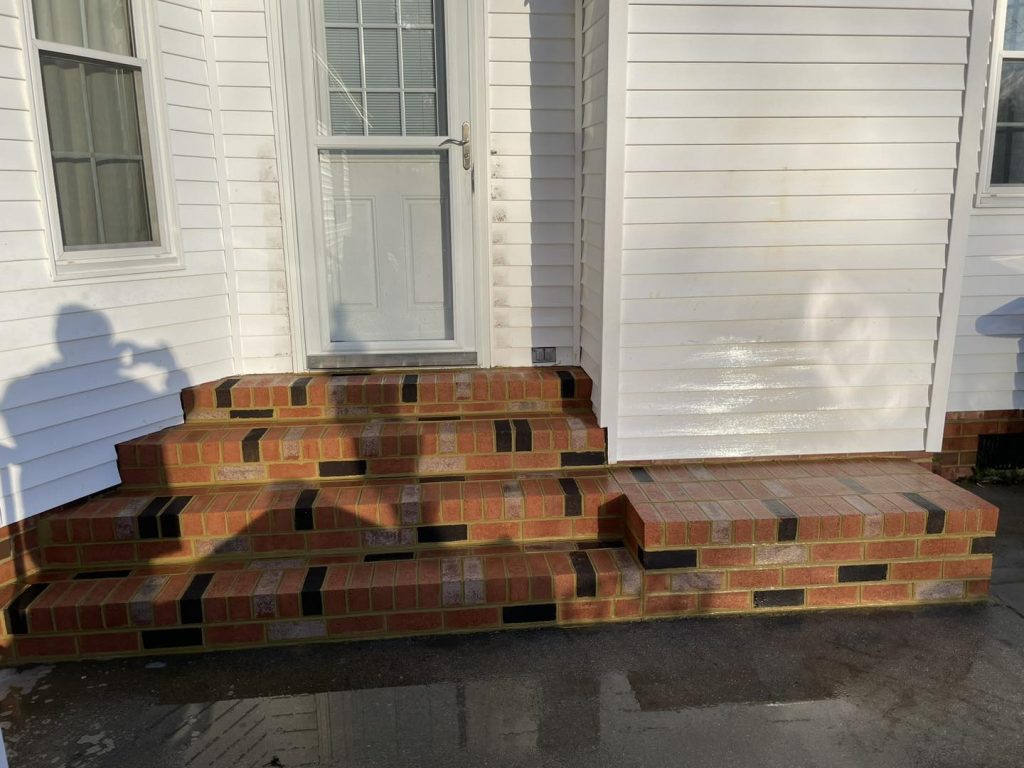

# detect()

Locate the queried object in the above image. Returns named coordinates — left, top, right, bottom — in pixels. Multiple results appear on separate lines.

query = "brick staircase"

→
left=0, top=368, right=1000, bottom=664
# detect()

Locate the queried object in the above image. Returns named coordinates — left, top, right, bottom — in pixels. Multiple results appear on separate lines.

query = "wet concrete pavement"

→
left=3, top=484, right=1024, bottom=768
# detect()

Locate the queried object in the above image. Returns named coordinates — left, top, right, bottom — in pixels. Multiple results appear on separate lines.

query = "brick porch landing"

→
left=0, top=369, right=998, bottom=664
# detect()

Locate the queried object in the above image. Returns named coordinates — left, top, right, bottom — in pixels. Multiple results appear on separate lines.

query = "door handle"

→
left=439, top=122, right=471, bottom=170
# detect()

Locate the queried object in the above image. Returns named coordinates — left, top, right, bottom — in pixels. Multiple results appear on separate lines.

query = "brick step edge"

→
left=116, top=416, right=608, bottom=487
left=39, top=478, right=627, bottom=567
left=1, top=546, right=642, bottom=662
left=182, top=368, right=593, bottom=423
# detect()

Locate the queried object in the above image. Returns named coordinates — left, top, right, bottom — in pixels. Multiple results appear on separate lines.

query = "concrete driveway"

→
left=1, top=483, right=1022, bottom=768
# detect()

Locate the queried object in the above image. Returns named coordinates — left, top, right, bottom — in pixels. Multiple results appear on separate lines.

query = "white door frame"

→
left=275, top=0, right=491, bottom=370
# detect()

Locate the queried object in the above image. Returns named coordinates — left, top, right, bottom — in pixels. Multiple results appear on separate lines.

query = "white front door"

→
left=283, top=0, right=478, bottom=368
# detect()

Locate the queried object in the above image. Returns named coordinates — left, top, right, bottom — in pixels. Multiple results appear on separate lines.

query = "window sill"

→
left=51, top=252, right=184, bottom=281
left=975, top=192, right=1024, bottom=210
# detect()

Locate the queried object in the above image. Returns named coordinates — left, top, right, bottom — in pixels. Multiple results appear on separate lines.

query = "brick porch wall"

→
left=937, top=410, right=1024, bottom=481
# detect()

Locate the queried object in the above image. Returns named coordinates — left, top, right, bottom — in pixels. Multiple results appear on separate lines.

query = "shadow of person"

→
left=975, top=296, right=1024, bottom=409
left=0, top=304, right=189, bottom=528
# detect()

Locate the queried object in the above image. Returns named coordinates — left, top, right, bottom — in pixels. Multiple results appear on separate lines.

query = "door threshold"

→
left=307, top=351, right=478, bottom=370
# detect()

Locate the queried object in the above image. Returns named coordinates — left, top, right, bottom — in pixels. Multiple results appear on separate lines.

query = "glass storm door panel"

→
left=286, top=0, right=476, bottom=363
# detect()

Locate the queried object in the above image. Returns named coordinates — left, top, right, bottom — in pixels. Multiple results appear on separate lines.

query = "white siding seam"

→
left=201, top=0, right=243, bottom=374
left=601, top=0, right=628, bottom=463
left=926, top=0, right=995, bottom=448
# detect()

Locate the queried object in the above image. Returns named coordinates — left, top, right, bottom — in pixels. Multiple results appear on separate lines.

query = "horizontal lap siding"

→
left=0, top=0, right=233, bottom=522
left=211, top=0, right=292, bottom=373
left=617, top=0, right=967, bottom=461
left=489, top=0, right=577, bottom=366
left=580, top=0, right=607, bottom=419
left=949, top=212, right=1024, bottom=411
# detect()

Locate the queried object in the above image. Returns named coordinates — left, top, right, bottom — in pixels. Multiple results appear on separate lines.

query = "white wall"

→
left=210, top=0, right=293, bottom=374
left=0, top=0, right=235, bottom=523
left=579, top=0, right=607, bottom=419
left=607, top=0, right=971, bottom=461
left=488, top=0, right=579, bottom=367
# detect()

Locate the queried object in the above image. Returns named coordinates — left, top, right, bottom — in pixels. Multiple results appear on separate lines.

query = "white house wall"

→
left=488, top=0, right=579, bottom=367
left=0, top=0, right=235, bottom=523
left=611, top=0, right=972, bottom=461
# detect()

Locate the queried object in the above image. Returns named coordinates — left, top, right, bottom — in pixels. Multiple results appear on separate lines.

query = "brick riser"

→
left=182, top=368, right=593, bottom=422
left=116, top=415, right=607, bottom=488
left=38, top=476, right=626, bottom=568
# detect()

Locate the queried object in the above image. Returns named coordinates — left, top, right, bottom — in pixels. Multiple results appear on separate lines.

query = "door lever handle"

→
left=439, top=122, right=472, bottom=170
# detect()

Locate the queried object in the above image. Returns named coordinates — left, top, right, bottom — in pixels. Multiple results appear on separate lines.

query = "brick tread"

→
left=619, top=459, right=998, bottom=550
left=116, top=414, right=607, bottom=487
left=182, top=367, right=593, bottom=423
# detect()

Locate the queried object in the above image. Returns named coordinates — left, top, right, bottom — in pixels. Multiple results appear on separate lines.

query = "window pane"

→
left=993, top=61, right=1024, bottom=184
left=361, top=0, right=397, bottom=24
left=401, top=0, right=434, bottom=25
left=53, top=158, right=99, bottom=246
left=363, top=29, right=399, bottom=88
left=40, top=52, right=155, bottom=247
left=1008, top=0, right=1024, bottom=50
left=325, top=28, right=362, bottom=89
left=85, top=62, right=143, bottom=155
left=366, top=92, right=401, bottom=135
left=325, top=0, right=358, bottom=24
left=97, top=160, right=151, bottom=242
left=40, top=55, right=89, bottom=153
left=405, top=93, right=437, bottom=135
left=33, top=0, right=132, bottom=56
left=330, top=92, right=365, bottom=135
left=402, top=28, right=435, bottom=88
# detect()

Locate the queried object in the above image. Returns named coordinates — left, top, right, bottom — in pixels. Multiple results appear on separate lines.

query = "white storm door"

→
left=286, top=0, right=477, bottom=367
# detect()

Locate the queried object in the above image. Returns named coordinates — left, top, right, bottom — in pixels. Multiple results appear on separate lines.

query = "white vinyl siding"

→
left=612, top=0, right=969, bottom=461
left=488, top=0, right=578, bottom=366
left=210, top=0, right=292, bottom=373
left=580, top=0, right=607, bottom=418
left=0, top=0, right=234, bottom=523
left=949, top=216, right=1024, bottom=411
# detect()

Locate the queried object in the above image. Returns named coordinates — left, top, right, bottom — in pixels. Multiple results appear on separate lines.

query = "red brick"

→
left=645, top=594, right=698, bottom=615
left=966, top=579, right=991, bottom=597
left=728, top=569, right=781, bottom=589
left=943, top=558, right=992, bottom=579
left=79, top=631, right=140, bottom=655
left=699, top=591, right=750, bottom=611
left=614, top=598, right=642, bottom=618
left=700, top=547, right=753, bottom=567
left=784, top=566, right=836, bottom=587
left=891, top=561, right=943, bottom=581
left=387, top=612, right=443, bottom=633
left=919, top=538, right=970, bottom=557
left=811, top=543, right=863, bottom=563
left=16, top=635, right=77, bottom=659
left=206, top=624, right=265, bottom=646
left=865, top=540, right=917, bottom=560
left=560, top=600, right=613, bottom=622
left=328, top=615, right=386, bottom=636
left=806, top=586, right=859, bottom=607
left=444, top=607, right=501, bottom=630
left=42, top=546, right=78, bottom=565
left=861, top=583, right=912, bottom=603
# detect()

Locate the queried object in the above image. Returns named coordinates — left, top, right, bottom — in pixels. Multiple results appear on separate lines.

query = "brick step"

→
left=182, top=368, right=593, bottom=423
left=0, top=544, right=643, bottom=663
left=116, top=415, right=608, bottom=488
left=617, top=458, right=997, bottom=551
left=38, top=473, right=626, bottom=568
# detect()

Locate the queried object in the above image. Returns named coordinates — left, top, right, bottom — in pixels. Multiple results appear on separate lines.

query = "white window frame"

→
left=979, top=0, right=1024, bottom=206
left=22, top=0, right=181, bottom=279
